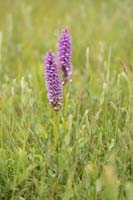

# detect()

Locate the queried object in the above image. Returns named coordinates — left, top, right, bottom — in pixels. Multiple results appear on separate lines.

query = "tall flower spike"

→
left=45, top=51, right=62, bottom=110
left=58, top=28, right=72, bottom=83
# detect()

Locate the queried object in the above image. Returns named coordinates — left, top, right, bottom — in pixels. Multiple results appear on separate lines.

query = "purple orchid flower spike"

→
left=44, top=51, right=62, bottom=111
left=58, top=28, right=72, bottom=83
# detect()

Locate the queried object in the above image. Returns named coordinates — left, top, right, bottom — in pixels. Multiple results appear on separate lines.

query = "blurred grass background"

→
left=0, top=0, right=133, bottom=199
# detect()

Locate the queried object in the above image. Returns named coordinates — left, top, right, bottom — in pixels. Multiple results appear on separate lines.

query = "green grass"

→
left=0, top=0, right=133, bottom=199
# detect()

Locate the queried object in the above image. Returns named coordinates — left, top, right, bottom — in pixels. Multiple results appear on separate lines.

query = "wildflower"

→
left=44, top=51, right=62, bottom=110
left=58, top=28, right=72, bottom=83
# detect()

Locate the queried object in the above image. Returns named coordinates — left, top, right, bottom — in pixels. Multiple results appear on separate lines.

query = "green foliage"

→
left=0, top=0, right=133, bottom=199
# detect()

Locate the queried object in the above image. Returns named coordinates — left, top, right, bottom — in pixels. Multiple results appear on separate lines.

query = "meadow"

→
left=0, top=0, right=133, bottom=199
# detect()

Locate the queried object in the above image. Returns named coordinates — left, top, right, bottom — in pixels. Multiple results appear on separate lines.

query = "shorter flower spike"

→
left=44, top=51, right=62, bottom=110
left=58, top=28, right=72, bottom=83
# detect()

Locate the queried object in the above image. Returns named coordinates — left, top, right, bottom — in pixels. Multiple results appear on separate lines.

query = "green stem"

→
left=54, top=110, right=59, bottom=137
left=63, top=83, right=67, bottom=134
